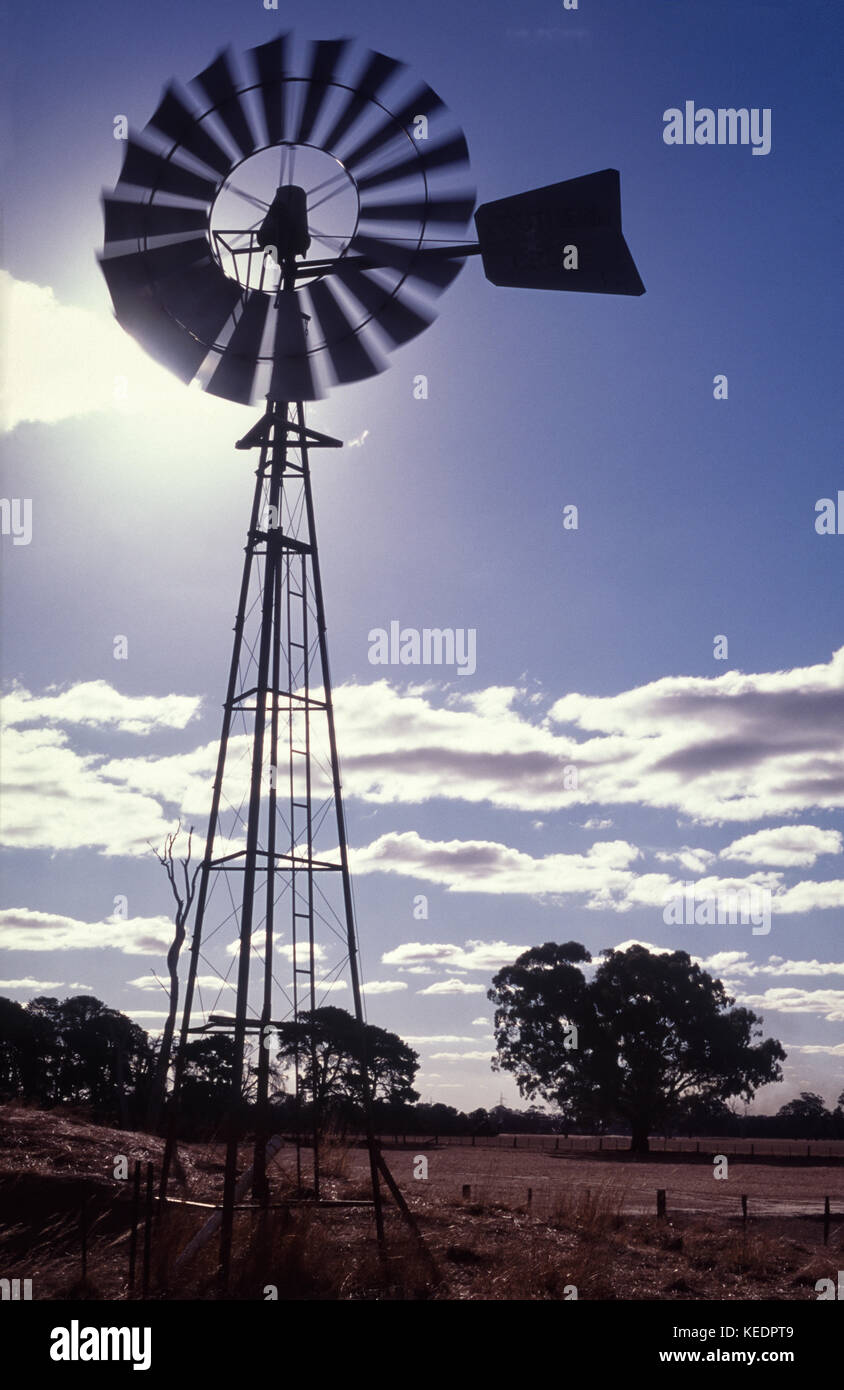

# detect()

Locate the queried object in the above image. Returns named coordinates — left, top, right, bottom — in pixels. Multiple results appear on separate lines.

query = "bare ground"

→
left=1, top=1105, right=841, bottom=1301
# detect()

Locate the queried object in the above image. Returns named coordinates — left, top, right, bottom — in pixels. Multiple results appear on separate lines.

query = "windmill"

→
left=99, top=31, right=644, bottom=1283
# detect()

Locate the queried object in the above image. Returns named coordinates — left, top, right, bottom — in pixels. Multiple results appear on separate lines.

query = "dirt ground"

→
left=1, top=1106, right=841, bottom=1301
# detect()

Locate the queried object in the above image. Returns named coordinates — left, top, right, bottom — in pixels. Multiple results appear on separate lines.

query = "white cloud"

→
left=471, top=1017, right=489, bottom=1026
left=0, top=271, right=191, bottom=432
left=429, top=1051, right=494, bottom=1062
left=3, top=682, right=201, bottom=736
left=347, top=429, right=369, bottom=448
left=128, top=974, right=234, bottom=993
left=361, top=980, right=407, bottom=994
left=402, top=1034, right=480, bottom=1044
left=417, top=979, right=487, bottom=996
left=787, top=1042, right=844, bottom=1056
left=0, top=908, right=174, bottom=955
left=721, top=825, right=843, bottom=868
left=732, top=988, right=844, bottom=1022
left=583, top=818, right=614, bottom=830
left=356, top=831, right=640, bottom=901
left=0, top=978, right=63, bottom=990
left=655, top=847, right=716, bottom=875
left=382, top=939, right=523, bottom=972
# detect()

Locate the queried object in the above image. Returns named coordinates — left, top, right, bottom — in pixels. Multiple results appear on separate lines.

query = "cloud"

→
left=347, top=429, right=369, bottom=448
left=655, top=847, right=716, bottom=875
left=3, top=682, right=201, bottom=735
left=0, top=978, right=63, bottom=990
left=402, top=1034, right=481, bottom=1044
left=429, top=1051, right=494, bottom=1062
left=721, top=825, right=843, bottom=868
left=128, top=974, right=234, bottom=993
left=0, top=271, right=191, bottom=432
left=732, top=988, right=844, bottom=1022
left=361, top=980, right=407, bottom=994
left=382, top=939, right=524, bottom=972
left=417, top=979, right=488, bottom=996
left=787, top=1042, right=844, bottom=1056
left=583, top=818, right=614, bottom=830
left=356, top=831, right=640, bottom=901
left=471, top=1017, right=490, bottom=1026
left=0, top=908, right=174, bottom=955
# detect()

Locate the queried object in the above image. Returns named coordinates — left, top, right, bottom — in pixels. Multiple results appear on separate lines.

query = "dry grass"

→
left=1, top=1107, right=841, bottom=1301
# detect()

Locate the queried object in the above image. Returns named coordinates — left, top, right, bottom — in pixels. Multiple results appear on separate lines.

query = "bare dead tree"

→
left=147, top=823, right=201, bottom=1132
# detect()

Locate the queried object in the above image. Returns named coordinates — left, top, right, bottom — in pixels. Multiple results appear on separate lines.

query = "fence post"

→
left=142, top=1162, right=154, bottom=1299
left=462, top=1184, right=471, bottom=1201
left=128, top=1160, right=141, bottom=1293
left=656, top=1189, right=666, bottom=1220
left=527, top=1187, right=533, bottom=1210
left=741, top=1194, right=748, bottom=1225
left=824, top=1196, right=830, bottom=1246
left=80, top=1197, right=88, bottom=1283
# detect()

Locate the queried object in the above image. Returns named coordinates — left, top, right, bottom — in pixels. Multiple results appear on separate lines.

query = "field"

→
left=1, top=1107, right=842, bottom=1301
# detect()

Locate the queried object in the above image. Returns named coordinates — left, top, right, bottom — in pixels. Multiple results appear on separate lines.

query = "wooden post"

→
left=513, top=1135, right=517, bottom=1148
left=128, top=1159, right=141, bottom=1293
left=80, top=1197, right=88, bottom=1282
left=696, top=1141, right=700, bottom=1154
left=656, top=1189, right=666, bottom=1219
left=471, top=1134, right=475, bottom=1147
left=555, top=1136, right=559, bottom=1151
left=823, top=1196, right=830, bottom=1246
left=142, top=1162, right=154, bottom=1298
left=527, top=1187, right=533, bottom=1210
left=462, top=1184, right=471, bottom=1201
left=598, top=1136, right=603, bottom=1151
left=741, top=1194, right=748, bottom=1225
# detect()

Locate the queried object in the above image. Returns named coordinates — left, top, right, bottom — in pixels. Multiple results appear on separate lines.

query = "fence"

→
left=374, top=1133, right=844, bottom=1159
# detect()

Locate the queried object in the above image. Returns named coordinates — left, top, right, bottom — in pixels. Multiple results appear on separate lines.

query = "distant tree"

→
left=275, top=1006, right=419, bottom=1119
left=489, top=942, right=785, bottom=1153
left=776, top=1091, right=833, bottom=1138
left=17, top=996, right=152, bottom=1120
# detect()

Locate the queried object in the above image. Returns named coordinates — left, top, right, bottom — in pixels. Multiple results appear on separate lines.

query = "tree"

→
left=274, top=1006, right=419, bottom=1119
left=776, top=1092, right=832, bottom=1138
left=17, top=995, right=153, bottom=1120
left=489, top=942, right=785, bottom=1153
left=148, top=823, right=201, bottom=1130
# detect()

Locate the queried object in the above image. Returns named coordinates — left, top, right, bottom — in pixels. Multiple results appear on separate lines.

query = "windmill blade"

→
left=341, top=83, right=445, bottom=173
left=103, top=197, right=209, bottom=246
left=321, top=49, right=405, bottom=153
left=156, top=261, right=241, bottom=345
left=293, top=38, right=351, bottom=147
left=356, top=134, right=469, bottom=193
left=333, top=265, right=433, bottom=348
left=249, top=34, right=290, bottom=147
left=206, top=292, right=270, bottom=403
left=148, top=84, right=233, bottom=176
left=118, top=137, right=217, bottom=202
left=305, top=279, right=384, bottom=384
left=359, top=193, right=476, bottom=226
left=192, top=49, right=255, bottom=159
left=100, top=238, right=212, bottom=298
left=100, top=279, right=210, bottom=382
left=349, top=234, right=465, bottom=292
left=268, top=293, right=318, bottom=401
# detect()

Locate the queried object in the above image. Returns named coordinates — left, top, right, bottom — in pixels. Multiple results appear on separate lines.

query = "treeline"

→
left=1, top=995, right=841, bottom=1141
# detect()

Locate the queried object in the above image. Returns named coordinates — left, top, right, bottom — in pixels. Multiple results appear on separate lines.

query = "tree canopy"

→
left=274, top=1006, right=419, bottom=1117
left=489, top=942, right=786, bottom=1151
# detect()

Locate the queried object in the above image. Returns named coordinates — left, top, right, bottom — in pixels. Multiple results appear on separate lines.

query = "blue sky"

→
left=1, top=0, right=842, bottom=1112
